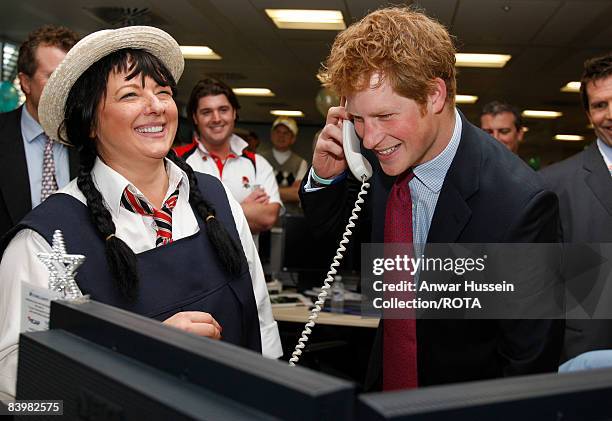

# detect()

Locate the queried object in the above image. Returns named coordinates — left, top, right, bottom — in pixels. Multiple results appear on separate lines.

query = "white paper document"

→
left=20, top=282, right=60, bottom=333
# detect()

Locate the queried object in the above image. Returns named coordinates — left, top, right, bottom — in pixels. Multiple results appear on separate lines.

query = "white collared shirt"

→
left=186, top=134, right=282, bottom=205
left=0, top=158, right=282, bottom=399
left=596, top=138, right=612, bottom=176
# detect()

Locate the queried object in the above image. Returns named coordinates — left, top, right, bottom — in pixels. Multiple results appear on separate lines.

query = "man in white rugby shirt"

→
left=175, top=78, right=281, bottom=239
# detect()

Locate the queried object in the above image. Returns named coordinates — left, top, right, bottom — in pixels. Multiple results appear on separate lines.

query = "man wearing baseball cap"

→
left=260, top=117, right=308, bottom=213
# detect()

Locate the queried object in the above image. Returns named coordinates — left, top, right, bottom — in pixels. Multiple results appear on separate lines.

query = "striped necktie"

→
left=120, top=187, right=179, bottom=247
left=40, top=135, right=58, bottom=201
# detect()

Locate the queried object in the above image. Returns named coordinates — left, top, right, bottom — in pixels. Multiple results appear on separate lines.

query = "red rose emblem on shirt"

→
left=242, top=176, right=250, bottom=189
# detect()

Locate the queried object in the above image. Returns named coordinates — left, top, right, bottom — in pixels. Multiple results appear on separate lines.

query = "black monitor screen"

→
left=281, top=214, right=360, bottom=275
left=18, top=330, right=273, bottom=420
left=16, top=299, right=356, bottom=420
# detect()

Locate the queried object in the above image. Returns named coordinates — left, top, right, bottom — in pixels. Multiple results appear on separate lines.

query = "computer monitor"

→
left=17, top=299, right=356, bottom=420
left=281, top=214, right=361, bottom=291
left=281, top=213, right=335, bottom=273
left=357, top=368, right=612, bottom=420
left=18, top=330, right=273, bottom=420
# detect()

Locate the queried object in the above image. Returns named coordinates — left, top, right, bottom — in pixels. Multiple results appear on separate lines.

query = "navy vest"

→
left=3, top=173, right=262, bottom=353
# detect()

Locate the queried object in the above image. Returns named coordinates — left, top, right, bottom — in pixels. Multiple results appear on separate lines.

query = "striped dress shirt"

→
left=410, top=108, right=462, bottom=258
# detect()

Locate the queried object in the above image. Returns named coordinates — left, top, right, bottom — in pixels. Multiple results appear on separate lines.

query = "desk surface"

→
left=272, top=306, right=379, bottom=328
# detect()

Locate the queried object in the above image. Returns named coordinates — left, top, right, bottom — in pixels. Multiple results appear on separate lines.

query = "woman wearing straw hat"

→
left=0, top=26, right=282, bottom=399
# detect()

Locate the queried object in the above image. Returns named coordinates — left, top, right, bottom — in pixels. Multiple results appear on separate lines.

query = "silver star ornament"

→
left=37, top=230, right=85, bottom=300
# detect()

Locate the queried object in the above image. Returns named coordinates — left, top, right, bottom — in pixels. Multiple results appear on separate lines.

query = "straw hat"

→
left=39, top=26, right=184, bottom=144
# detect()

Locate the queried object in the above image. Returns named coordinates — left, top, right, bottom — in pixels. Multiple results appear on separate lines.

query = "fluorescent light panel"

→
left=522, top=110, right=563, bottom=119
left=554, top=134, right=585, bottom=141
left=180, top=46, right=221, bottom=60
left=455, top=94, right=478, bottom=104
left=553, top=134, right=584, bottom=142
left=270, top=110, right=304, bottom=117
left=455, top=53, right=511, bottom=68
left=233, top=88, right=275, bottom=97
left=561, top=81, right=581, bottom=93
left=265, top=9, right=346, bottom=30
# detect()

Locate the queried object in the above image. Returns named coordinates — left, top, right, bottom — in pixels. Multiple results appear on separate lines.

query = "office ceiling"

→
left=1, top=0, right=611, bottom=161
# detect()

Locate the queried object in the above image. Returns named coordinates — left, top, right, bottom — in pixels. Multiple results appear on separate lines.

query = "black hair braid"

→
left=166, top=150, right=244, bottom=277
left=76, top=143, right=139, bottom=300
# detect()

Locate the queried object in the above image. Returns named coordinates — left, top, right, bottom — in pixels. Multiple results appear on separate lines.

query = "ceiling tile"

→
left=413, top=0, right=458, bottom=27
left=533, top=1, right=610, bottom=46
left=453, top=0, right=561, bottom=45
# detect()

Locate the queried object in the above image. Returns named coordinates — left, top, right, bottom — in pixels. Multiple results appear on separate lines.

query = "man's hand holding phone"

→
left=312, top=105, right=350, bottom=179
left=313, top=99, right=372, bottom=182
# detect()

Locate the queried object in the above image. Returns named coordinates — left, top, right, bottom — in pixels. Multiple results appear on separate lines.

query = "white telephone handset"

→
left=342, top=119, right=372, bottom=181
left=289, top=105, right=372, bottom=367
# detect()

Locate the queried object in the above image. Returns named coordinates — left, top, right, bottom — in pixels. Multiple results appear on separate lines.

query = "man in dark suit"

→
left=300, top=7, right=563, bottom=391
left=541, top=52, right=612, bottom=365
left=0, top=25, right=79, bottom=239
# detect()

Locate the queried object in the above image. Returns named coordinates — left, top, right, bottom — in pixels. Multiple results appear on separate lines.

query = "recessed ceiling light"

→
left=270, top=110, right=304, bottom=117
left=455, top=53, right=511, bottom=68
left=554, top=134, right=585, bottom=141
left=233, top=88, right=275, bottom=97
left=521, top=110, right=563, bottom=119
left=455, top=94, right=478, bottom=104
left=180, top=46, right=221, bottom=60
left=265, top=9, right=346, bottom=30
left=561, top=81, right=581, bottom=93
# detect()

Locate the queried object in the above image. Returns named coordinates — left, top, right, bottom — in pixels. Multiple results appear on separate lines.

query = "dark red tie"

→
left=383, top=170, right=418, bottom=391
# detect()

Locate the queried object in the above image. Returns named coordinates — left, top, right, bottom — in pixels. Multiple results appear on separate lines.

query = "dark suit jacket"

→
left=300, top=111, right=564, bottom=390
left=540, top=142, right=612, bottom=362
left=0, top=106, right=79, bottom=239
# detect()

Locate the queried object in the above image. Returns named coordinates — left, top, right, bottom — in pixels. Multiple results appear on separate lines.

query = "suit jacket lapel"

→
left=426, top=113, right=479, bottom=242
left=426, top=183, right=472, bottom=242
left=0, top=107, right=32, bottom=224
left=582, top=143, right=612, bottom=217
